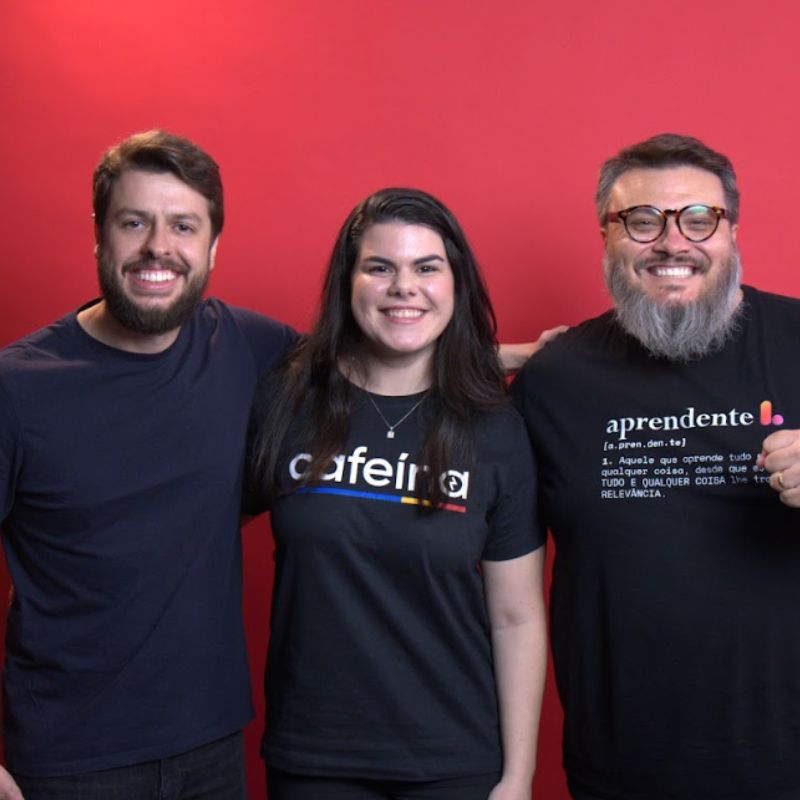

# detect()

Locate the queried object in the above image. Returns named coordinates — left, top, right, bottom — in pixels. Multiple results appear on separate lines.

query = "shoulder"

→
left=0, top=315, right=81, bottom=434
left=473, top=401, right=528, bottom=438
left=0, top=314, right=78, bottom=377
left=527, top=309, right=615, bottom=365
left=512, top=308, right=617, bottom=387
left=738, top=285, right=800, bottom=351
left=198, top=299, right=298, bottom=371
left=471, top=402, right=535, bottom=464
left=200, top=298, right=296, bottom=340
left=742, top=285, right=800, bottom=320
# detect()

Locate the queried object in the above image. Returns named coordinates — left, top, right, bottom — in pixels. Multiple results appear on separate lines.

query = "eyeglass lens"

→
left=625, top=205, right=720, bottom=243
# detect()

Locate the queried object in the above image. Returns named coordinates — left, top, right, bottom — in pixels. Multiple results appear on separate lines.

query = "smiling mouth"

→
left=383, top=308, right=424, bottom=319
left=636, top=256, right=707, bottom=280
left=132, top=269, right=180, bottom=283
left=124, top=257, right=187, bottom=287
left=646, top=265, right=697, bottom=278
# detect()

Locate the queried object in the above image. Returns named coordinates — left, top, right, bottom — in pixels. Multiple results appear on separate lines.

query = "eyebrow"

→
left=111, top=208, right=204, bottom=223
left=362, top=254, right=446, bottom=265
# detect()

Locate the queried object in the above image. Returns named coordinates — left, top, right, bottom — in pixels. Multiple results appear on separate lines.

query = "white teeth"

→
left=651, top=266, right=694, bottom=278
left=385, top=309, right=423, bottom=318
left=134, top=270, right=178, bottom=283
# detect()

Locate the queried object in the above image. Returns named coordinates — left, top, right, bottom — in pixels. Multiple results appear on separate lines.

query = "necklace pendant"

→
left=365, top=390, right=426, bottom=440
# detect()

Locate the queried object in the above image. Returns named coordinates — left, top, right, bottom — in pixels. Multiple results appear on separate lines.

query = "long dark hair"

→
left=250, top=187, right=506, bottom=507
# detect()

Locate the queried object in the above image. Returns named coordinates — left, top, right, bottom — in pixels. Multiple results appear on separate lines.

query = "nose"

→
left=142, top=222, right=171, bottom=258
left=389, top=267, right=417, bottom=296
left=652, top=215, right=689, bottom=255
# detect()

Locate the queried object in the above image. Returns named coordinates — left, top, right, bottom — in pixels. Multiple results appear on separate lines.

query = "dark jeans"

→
left=266, top=767, right=501, bottom=800
left=13, top=732, right=246, bottom=800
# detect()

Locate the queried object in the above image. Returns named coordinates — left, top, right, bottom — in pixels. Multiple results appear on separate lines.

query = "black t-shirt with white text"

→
left=249, top=385, right=544, bottom=780
left=512, top=286, right=800, bottom=800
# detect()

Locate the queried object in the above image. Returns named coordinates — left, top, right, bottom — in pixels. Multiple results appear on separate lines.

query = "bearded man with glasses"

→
left=512, top=133, right=800, bottom=799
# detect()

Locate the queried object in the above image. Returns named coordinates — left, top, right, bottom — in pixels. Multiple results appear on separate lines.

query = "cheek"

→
left=431, top=273, right=455, bottom=305
left=609, top=242, right=640, bottom=268
left=99, top=244, right=124, bottom=270
left=193, top=239, right=216, bottom=263
left=709, top=242, right=735, bottom=268
left=609, top=246, right=654, bottom=281
left=427, top=284, right=455, bottom=333
left=349, top=280, right=374, bottom=324
left=442, top=291, right=456, bottom=325
left=443, top=276, right=456, bottom=320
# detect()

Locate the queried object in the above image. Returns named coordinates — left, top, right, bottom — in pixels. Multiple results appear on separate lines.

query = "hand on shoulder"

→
left=498, top=325, right=569, bottom=373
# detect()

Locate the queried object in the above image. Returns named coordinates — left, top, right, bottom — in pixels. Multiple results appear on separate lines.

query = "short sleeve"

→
left=481, top=408, right=545, bottom=561
left=228, top=306, right=298, bottom=376
left=242, top=368, right=286, bottom=515
left=0, top=378, right=22, bottom=525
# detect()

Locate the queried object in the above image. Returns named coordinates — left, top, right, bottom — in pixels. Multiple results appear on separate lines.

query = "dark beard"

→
left=97, top=258, right=210, bottom=336
left=604, top=252, right=743, bottom=362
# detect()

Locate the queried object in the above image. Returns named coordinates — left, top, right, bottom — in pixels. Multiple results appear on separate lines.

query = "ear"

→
left=600, top=225, right=608, bottom=243
left=209, top=237, right=219, bottom=271
left=730, top=222, right=738, bottom=243
left=94, top=223, right=101, bottom=257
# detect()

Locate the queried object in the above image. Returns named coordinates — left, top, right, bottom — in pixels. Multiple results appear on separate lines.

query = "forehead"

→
left=608, top=166, right=726, bottom=210
left=358, top=222, right=446, bottom=257
left=107, top=169, right=211, bottom=218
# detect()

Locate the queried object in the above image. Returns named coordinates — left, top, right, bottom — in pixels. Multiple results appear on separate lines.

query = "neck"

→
left=77, top=301, right=181, bottom=354
left=345, top=352, right=433, bottom=396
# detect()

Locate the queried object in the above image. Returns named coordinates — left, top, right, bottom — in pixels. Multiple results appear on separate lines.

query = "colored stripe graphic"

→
left=760, top=400, right=772, bottom=425
left=297, top=486, right=466, bottom=513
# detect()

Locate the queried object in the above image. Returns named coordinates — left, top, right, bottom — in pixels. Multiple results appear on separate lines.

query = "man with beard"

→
left=0, top=130, right=294, bottom=799
left=512, top=133, right=800, bottom=799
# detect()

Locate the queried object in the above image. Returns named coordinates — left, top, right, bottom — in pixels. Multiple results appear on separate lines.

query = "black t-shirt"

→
left=0, top=299, right=295, bottom=776
left=249, top=384, right=544, bottom=780
left=512, top=286, right=800, bottom=800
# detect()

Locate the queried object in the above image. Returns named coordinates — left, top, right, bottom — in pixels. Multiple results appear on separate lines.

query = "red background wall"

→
left=2, top=2, right=800, bottom=796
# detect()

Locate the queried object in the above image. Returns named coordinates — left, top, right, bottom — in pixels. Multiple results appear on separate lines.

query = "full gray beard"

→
left=604, top=252, right=743, bottom=362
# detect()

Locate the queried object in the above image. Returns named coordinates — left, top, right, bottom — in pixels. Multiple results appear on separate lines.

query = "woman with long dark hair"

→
left=248, top=188, right=546, bottom=800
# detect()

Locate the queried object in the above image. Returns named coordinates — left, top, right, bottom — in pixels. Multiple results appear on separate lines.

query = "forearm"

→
left=0, top=765, right=23, bottom=800
left=497, top=343, right=536, bottom=375
left=497, top=326, right=569, bottom=374
left=491, top=609, right=548, bottom=791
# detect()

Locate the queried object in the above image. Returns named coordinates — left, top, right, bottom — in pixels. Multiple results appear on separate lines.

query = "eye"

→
left=684, top=218, right=714, bottom=230
left=174, top=222, right=196, bottom=234
left=121, top=218, right=144, bottom=230
left=364, top=263, right=391, bottom=275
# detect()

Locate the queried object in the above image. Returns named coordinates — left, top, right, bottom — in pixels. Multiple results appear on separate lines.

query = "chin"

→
left=648, top=287, right=702, bottom=306
left=655, top=296, right=697, bottom=307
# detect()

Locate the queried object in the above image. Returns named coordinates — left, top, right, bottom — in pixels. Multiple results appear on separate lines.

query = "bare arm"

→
left=498, top=326, right=569, bottom=374
left=482, top=547, right=547, bottom=800
left=0, top=767, right=23, bottom=800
